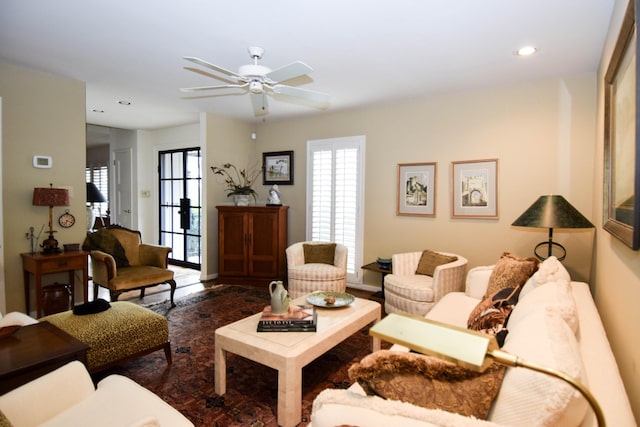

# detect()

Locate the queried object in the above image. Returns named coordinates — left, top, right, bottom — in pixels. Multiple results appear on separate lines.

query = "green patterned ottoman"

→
left=40, top=301, right=171, bottom=373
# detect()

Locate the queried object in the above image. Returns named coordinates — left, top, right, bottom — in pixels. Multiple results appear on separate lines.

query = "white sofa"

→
left=311, top=257, right=636, bottom=427
left=0, top=361, right=194, bottom=427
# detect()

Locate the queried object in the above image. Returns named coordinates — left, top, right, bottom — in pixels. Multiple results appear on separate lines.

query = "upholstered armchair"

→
left=83, top=225, right=177, bottom=307
left=286, top=241, right=348, bottom=299
left=384, top=250, right=467, bottom=316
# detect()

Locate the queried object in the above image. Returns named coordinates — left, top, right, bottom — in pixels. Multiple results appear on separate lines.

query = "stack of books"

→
left=256, top=305, right=317, bottom=332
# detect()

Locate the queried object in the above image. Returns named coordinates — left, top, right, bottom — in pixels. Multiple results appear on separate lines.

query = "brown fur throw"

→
left=348, top=350, right=505, bottom=419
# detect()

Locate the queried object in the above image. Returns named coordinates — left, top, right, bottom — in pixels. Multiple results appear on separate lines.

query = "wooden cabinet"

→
left=217, top=205, right=288, bottom=286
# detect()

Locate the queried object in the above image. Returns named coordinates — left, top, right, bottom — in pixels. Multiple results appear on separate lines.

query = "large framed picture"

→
left=603, top=0, right=640, bottom=250
left=397, top=162, right=437, bottom=217
left=451, top=159, right=498, bottom=219
left=263, top=150, right=294, bottom=185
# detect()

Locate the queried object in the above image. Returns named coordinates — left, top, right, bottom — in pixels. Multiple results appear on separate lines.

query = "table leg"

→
left=68, top=270, right=75, bottom=305
left=23, top=270, right=30, bottom=315
left=214, top=344, right=227, bottom=395
left=82, top=261, right=89, bottom=303
left=35, top=274, right=42, bottom=318
left=278, top=363, right=302, bottom=427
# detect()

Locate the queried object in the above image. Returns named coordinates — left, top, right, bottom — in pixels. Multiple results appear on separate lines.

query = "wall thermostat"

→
left=33, top=155, right=52, bottom=168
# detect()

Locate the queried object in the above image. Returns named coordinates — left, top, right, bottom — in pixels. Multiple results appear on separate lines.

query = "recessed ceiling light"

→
left=118, top=100, right=131, bottom=105
left=92, top=109, right=104, bottom=113
left=516, top=46, right=538, bottom=56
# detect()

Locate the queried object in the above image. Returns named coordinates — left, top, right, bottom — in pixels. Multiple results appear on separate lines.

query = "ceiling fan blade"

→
left=272, top=84, right=330, bottom=106
left=266, top=61, right=313, bottom=83
left=251, top=92, right=269, bottom=116
left=183, top=56, right=242, bottom=79
left=180, top=83, right=248, bottom=92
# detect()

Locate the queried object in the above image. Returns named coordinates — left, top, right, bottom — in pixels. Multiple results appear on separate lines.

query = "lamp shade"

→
left=86, top=182, right=107, bottom=203
left=511, top=195, right=594, bottom=229
left=32, top=186, right=70, bottom=207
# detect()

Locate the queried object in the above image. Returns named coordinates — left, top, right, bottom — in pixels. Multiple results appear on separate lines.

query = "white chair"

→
left=384, top=251, right=468, bottom=316
left=286, top=241, right=348, bottom=299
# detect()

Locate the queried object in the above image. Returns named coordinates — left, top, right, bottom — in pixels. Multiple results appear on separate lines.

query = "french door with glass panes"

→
left=159, top=148, right=202, bottom=268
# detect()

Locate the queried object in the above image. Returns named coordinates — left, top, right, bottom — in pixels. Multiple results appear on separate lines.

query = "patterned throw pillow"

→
left=0, top=409, right=13, bottom=427
left=348, top=350, right=505, bottom=420
left=484, top=252, right=538, bottom=298
left=415, top=250, right=458, bottom=276
left=303, top=243, right=336, bottom=265
left=467, top=287, right=521, bottom=346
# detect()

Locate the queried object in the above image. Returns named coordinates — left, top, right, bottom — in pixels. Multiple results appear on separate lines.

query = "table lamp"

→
left=33, top=184, right=70, bottom=254
left=511, top=195, right=594, bottom=261
left=86, top=182, right=107, bottom=231
left=369, top=312, right=605, bottom=427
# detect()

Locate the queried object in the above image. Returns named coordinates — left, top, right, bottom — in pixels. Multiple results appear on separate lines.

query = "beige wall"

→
left=0, top=61, right=87, bottom=313
left=593, top=0, right=640, bottom=420
left=253, top=75, right=597, bottom=285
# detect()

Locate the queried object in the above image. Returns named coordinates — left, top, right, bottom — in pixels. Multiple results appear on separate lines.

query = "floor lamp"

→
left=511, top=195, right=594, bottom=261
left=370, top=312, right=605, bottom=427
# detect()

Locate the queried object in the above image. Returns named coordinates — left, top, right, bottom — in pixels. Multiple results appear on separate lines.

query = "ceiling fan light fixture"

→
left=249, top=80, right=263, bottom=94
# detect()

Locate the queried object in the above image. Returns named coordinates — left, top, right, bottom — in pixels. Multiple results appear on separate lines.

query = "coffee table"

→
left=214, top=296, right=381, bottom=427
left=0, top=321, right=89, bottom=394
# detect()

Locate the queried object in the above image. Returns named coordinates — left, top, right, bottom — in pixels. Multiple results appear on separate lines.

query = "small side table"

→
left=361, top=262, right=392, bottom=299
left=21, top=251, right=89, bottom=318
left=0, top=321, right=89, bottom=394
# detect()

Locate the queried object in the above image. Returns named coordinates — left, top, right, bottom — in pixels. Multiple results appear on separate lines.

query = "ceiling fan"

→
left=181, top=46, right=330, bottom=116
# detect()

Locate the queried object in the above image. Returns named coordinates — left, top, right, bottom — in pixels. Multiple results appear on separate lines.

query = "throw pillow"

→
left=82, top=229, right=130, bottom=268
left=348, top=350, right=505, bottom=420
left=484, top=252, right=538, bottom=298
left=303, top=243, right=336, bottom=265
left=0, top=410, right=13, bottom=427
left=415, top=250, right=458, bottom=276
left=467, top=286, right=521, bottom=347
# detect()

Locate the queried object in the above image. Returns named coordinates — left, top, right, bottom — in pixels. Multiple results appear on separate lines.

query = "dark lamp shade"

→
left=86, top=182, right=107, bottom=203
left=511, top=195, right=594, bottom=229
left=32, top=187, right=70, bottom=207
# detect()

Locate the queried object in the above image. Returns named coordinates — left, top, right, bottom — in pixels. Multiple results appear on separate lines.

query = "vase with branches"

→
left=211, top=163, right=263, bottom=205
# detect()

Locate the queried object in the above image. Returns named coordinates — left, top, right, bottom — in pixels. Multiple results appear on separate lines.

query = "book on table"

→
left=257, top=305, right=317, bottom=332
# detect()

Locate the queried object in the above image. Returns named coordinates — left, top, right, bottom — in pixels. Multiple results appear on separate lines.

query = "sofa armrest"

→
left=464, top=265, right=494, bottom=299
left=0, top=361, right=94, bottom=427
left=139, top=244, right=171, bottom=268
left=89, top=250, right=117, bottom=284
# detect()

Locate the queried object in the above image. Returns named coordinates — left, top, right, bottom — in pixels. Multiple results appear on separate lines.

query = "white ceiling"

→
left=0, top=1, right=614, bottom=132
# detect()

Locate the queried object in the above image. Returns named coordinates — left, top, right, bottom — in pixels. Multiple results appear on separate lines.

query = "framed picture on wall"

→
left=263, top=151, right=294, bottom=185
left=603, top=0, right=640, bottom=250
left=397, top=162, right=437, bottom=217
left=451, top=158, right=498, bottom=219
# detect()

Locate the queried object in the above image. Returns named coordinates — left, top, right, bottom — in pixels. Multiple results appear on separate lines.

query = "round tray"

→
left=306, top=291, right=355, bottom=308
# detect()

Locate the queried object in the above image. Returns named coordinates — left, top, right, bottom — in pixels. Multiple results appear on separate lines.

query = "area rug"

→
left=97, top=285, right=385, bottom=427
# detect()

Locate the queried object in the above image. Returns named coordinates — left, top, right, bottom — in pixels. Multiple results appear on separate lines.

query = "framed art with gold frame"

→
left=397, top=162, right=437, bottom=217
left=603, top=0, right=640, bottom=249
left=451, top=159, right=498, bottom=219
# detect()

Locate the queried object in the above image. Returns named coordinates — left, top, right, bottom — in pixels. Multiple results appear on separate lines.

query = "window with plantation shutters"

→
left=306, top=136, right=365, bottom=284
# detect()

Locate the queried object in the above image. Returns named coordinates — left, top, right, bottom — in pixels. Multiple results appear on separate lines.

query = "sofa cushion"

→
left=415, top=250, right=458, bottom=276
left=311, top=389, right=504, bottom=427
left=520, top=256, right=570, bottom=300
left=489, top=309, right=588, bottom=426
left=484, top=252, right=538, bottom=298
left=467, top=286, right=520, bottom=346
left=348, top=350, right=505, bottom=419
left=303, top=243, right=336, bottom=265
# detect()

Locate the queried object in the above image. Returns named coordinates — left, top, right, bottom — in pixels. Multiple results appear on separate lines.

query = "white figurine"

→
left=268, top=184, right=281, bottom=205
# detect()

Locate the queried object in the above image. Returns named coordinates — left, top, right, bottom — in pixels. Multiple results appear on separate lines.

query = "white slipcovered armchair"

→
left=286, top=241, right=348, bottom=299
left=384, top=251, right=468, bottom=316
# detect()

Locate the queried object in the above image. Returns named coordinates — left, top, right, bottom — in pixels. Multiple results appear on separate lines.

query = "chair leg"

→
left=140, top=288, right=145, bottom=299
left=168, top=279, right=177, bottom=308
left=163, top=342, right=173, bottom=364
left=93, top=283, right=99, bottom=300
left=109, top=290, right=121, bottom=302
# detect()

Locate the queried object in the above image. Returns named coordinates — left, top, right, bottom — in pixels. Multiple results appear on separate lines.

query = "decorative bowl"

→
left=376, top=257, right=392, bottom=269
